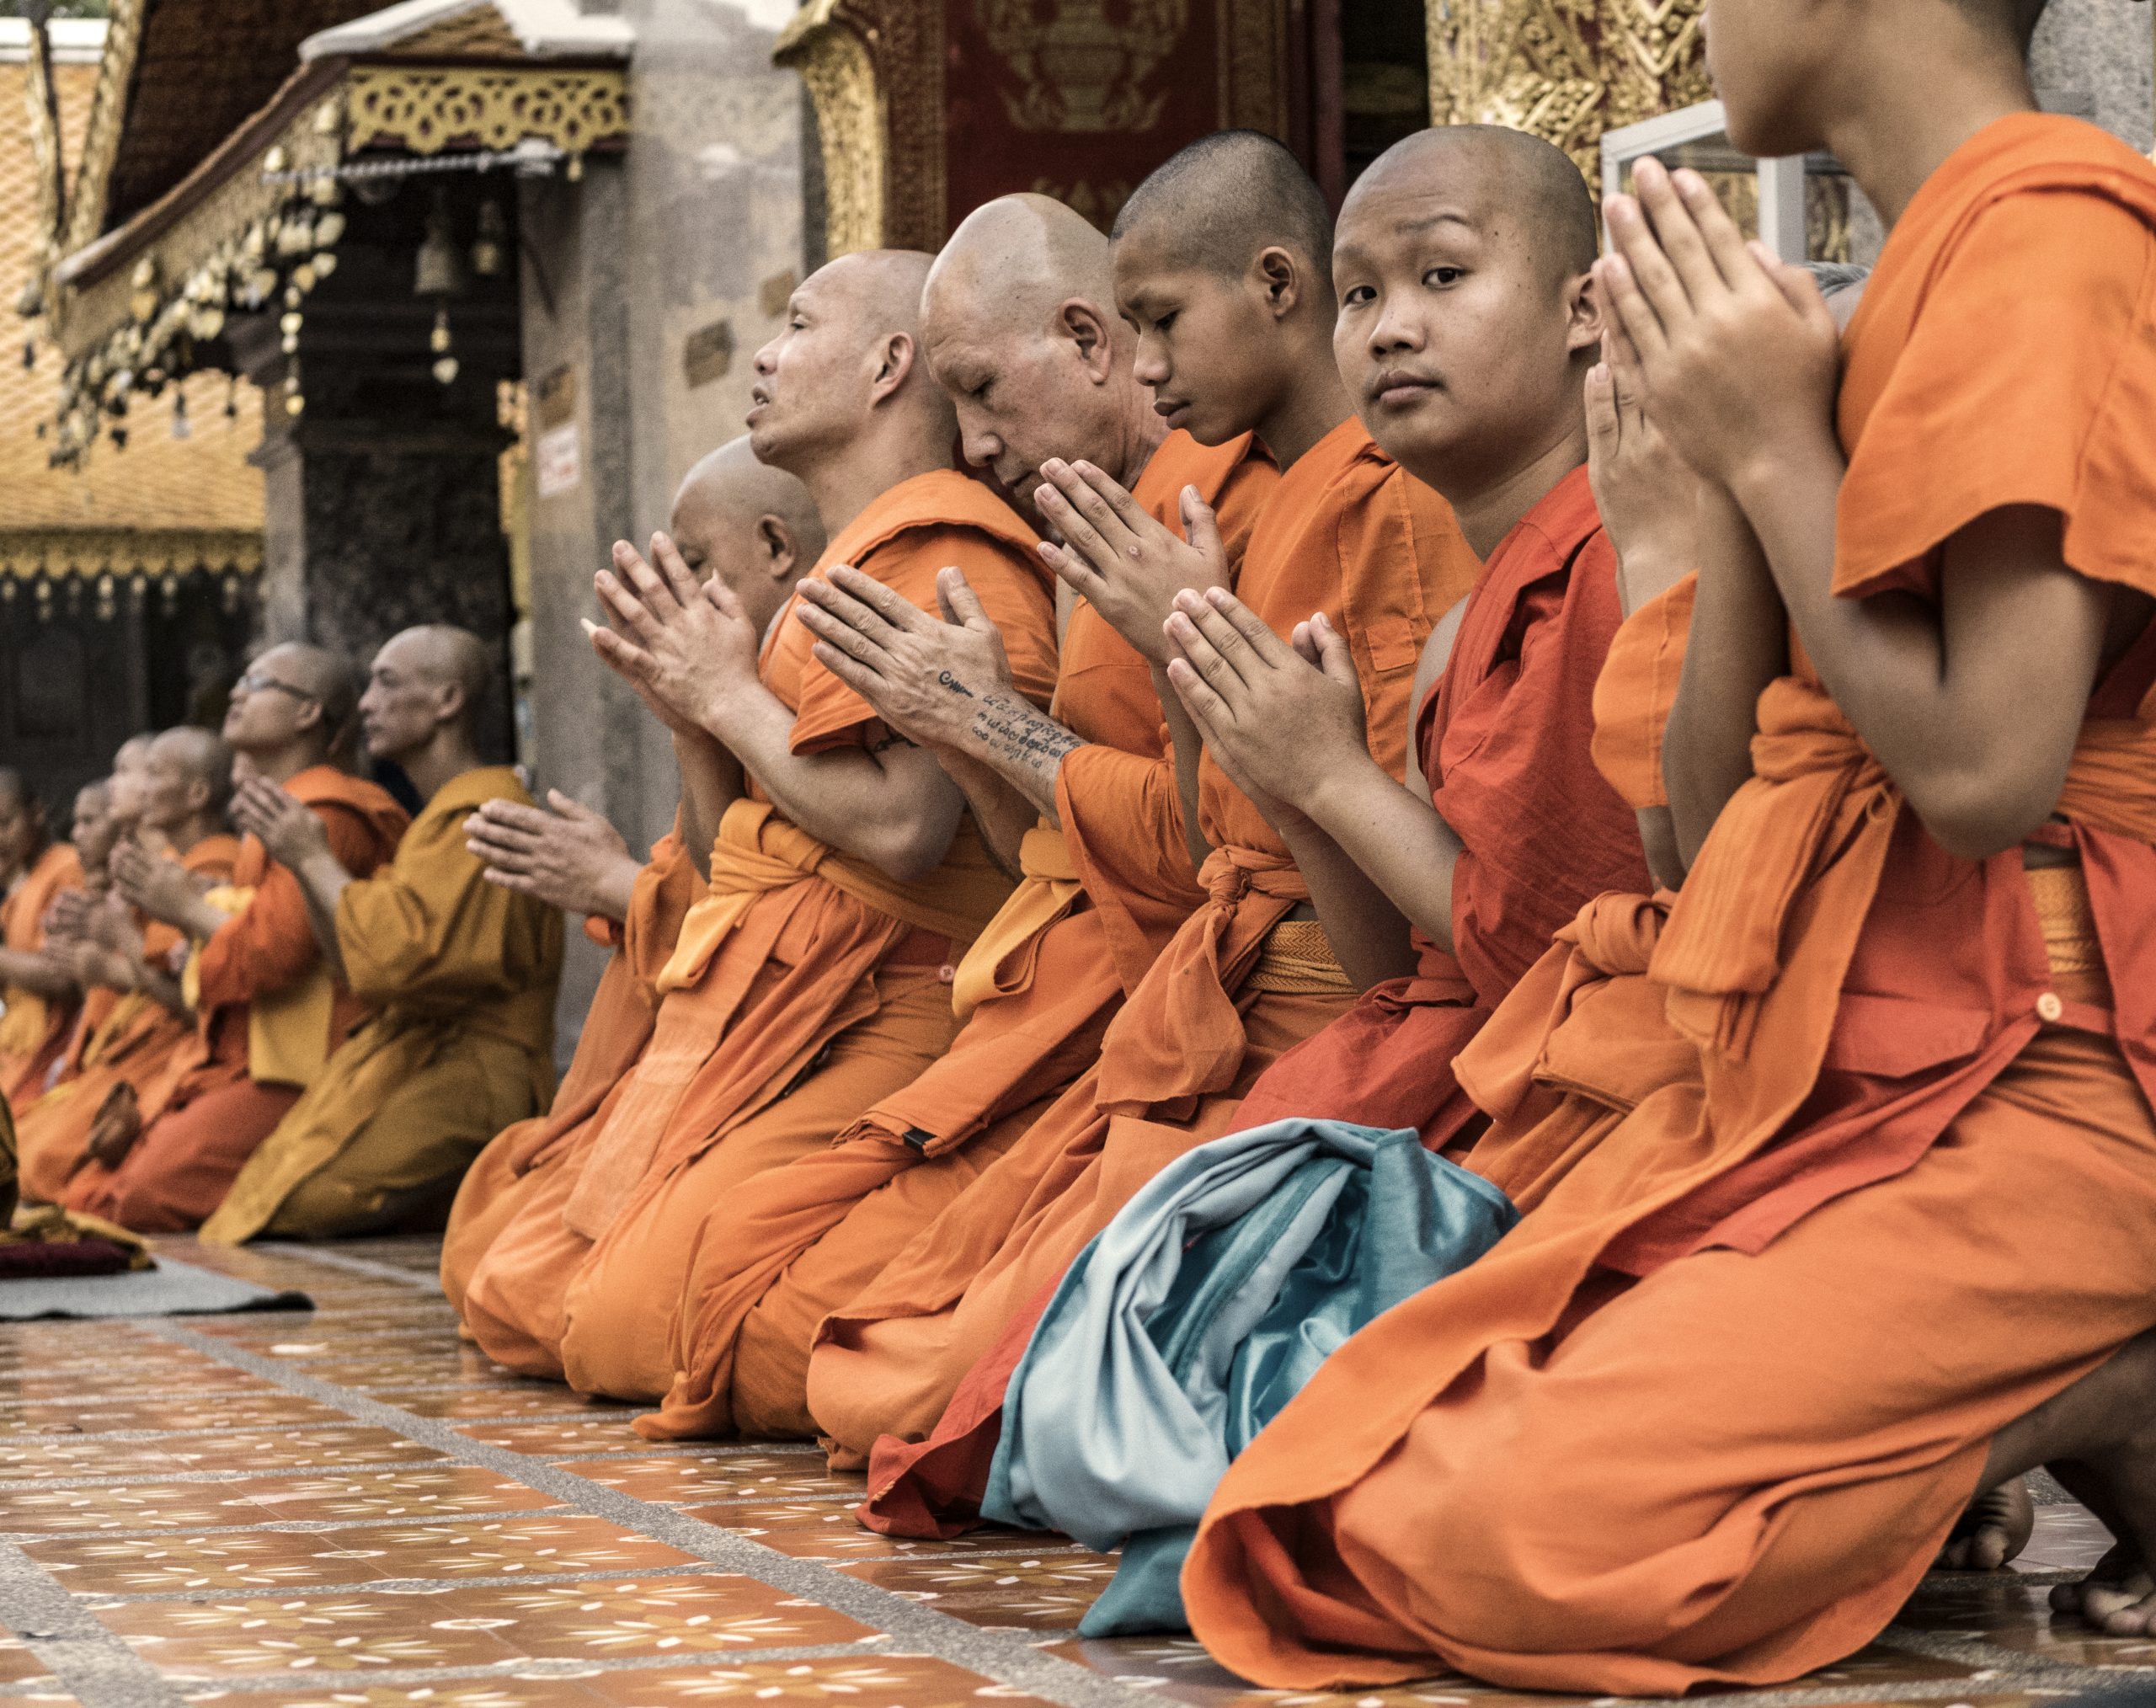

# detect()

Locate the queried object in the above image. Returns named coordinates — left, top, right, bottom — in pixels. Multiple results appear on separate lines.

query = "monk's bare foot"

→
left=1939, top=1477, right=2036, bottom=1571
left=2051, top=1541, right=2156, bottom=1635
left=2019, top=1337, right=2156, bottom=1636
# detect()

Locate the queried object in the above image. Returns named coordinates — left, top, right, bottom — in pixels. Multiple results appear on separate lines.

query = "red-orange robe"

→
left=1182, top=111, right=2156, bottom=1696
left=639, top=431, right=1278, bottom=1443
left=0, top=842, right=85, bottom=1114
left=822, top=416, right=1479, bottom=1529
left=15, top=835, right=243, bottom=1204
left=65, top=768, right=407, bottom=1232
left=497, top=470, right=1059, bottom=1404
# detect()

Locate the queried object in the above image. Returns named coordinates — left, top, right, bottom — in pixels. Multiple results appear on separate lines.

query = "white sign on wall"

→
left=536, top=423, right=582, bottom=498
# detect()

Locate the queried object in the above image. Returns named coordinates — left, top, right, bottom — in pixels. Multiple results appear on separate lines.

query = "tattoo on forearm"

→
left=969, top=692, right=1082, bottom=779
left=937, top=671, right=975, bottom=698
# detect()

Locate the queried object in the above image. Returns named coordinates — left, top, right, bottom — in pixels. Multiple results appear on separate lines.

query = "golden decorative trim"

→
left=0, top=528, right=263, bottom=583
left=776, top=0, right=884, bottom=256
left=22, top=20, right=66, bottom=259
left=976, top=0, right=1187, bottom=134
left=344, top=64, right=628, bottom=156
left=57, top=0, right=146, bottom=259
left=1425, top=0, right=1710, bottom=181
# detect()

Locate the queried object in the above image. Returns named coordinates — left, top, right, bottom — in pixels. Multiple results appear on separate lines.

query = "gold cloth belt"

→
left=2026, top=864, right=2100, bottom=977
left=1246, top=919, right=1353, bottom=995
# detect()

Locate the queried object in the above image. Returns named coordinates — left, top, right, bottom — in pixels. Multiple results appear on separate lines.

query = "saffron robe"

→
left=1182, top=111, right=2156, bottom=1695
left=0, top=842, right=85, bottom=1114
left=638, top=431, right=1278, bottom=1443
left=444, top=831, right=702, bottom=1335
left=201, top=766, right=564, bottom=1244
left=820, top=417, right=1478, bottom=1527
left=64, top=768, right=407, bottom=1233
left=15, top=835, right=243, bottom=1204
left=536, top=470, right=1061, bottom=1403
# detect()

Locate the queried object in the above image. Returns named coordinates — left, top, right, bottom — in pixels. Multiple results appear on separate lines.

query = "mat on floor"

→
left=0, top=1254, right=312, bottom=1319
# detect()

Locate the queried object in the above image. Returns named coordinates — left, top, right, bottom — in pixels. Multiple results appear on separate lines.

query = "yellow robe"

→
left=200, top=766, right=564, bottom=1244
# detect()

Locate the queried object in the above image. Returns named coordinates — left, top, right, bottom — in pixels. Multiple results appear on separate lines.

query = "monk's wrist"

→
left=1299, top=749, right=1397, bottom=840
left=1726, top=428, right=1841, bottom=522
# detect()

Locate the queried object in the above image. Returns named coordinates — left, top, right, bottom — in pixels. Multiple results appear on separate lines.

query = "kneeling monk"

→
left=446, top=438, right=823, bottom=1364
left=200, top=626, right=562, bottom=1241
left=638, top=191, right=1277, bottom=1442
left=0, top=771, right=84, bottom=1114
left=553, top=249, right=1061, bottom=1403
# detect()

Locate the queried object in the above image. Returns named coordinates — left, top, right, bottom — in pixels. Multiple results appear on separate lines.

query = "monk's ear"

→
left=434, top=677, right=468, bottom=731
left=1561, top=265, right=1602, bottom=359
left=1252, top=246, right=1304, bottom=321
left=756, top=515, right=799, bottom=581
left=867, top=331, right=917, bottom=406
left=290, top=697, right=324, bottom=736
left=1057, top=298, right=1115, bottom=382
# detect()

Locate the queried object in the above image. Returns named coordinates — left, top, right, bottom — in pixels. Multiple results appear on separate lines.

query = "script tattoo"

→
left=937, top=670, right=976, bottom=698
left=970, top=691, right=1082, bottom=781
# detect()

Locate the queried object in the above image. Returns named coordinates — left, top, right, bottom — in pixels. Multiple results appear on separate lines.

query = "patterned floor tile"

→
left=0, top=1481, right=274, bottom=1535
left=1038, top=1636, right=1600, bottom=1708
left=21, top=1529, right=395, bottom=1593
left=563, top=1458, right=862, bottom=1507
left=0, top=1367, right=279, bottom=1406
left=693, top=1502, right=1062, bottom=1561
left=421, top=1576, right=874, bottom=1659
left=0, top=1436, right=170, bottom=1480
left=392, top=1390, right=639, bottom=1422
left=237, top=1467, right=563, bottom=1524
left=578, top=1657, right=1060, bottom=1708
left=1897, top=1579, right=2156, bottom=1667
left=838, top=1551, right=1118, bottom=1631
left=183, top=1684, right=606, bottom=1708
left=459, top=1420, right=702, bottom=1456
left=153, top=1429, right=447, bottom=1474
left=0, top=1641, right=53, bottom=1687
left=0, top=1392, right=355, bottom=1434
left=321, top=1515, right=702, bottom=1577
left=302, top=1358, right=534, bottom=1392
left=91, top=1590, right=526, bottom=1677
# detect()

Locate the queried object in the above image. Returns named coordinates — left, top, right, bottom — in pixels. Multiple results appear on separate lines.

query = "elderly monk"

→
left=198, top=626, right=562, bottom=1242
left=445, top=437, right=822, bottom=1363
left=639, top=194, right=1277, bottom=1443
left=1182, top=0, right=2156, bottom=1690
left=825, top=132, right=1479, bottom=1528
left=0, top=771, right=84, bottom=1113
left=542, top=249, right=1059, bottom=1404
left=67, top=647, right=406, bottom=1230
left=18, top=732, right=243, bottom=1204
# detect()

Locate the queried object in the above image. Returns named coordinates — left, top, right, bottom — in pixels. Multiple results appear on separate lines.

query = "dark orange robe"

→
left=65, top=768, right=407, bottom=1232
left=15, top=835, right=243, bottom=1205
left=639, top=431, right=1278, bottom=1443
left=445, top=833, right=702, bottom=1337
left=823, top=417, right=1479, bottom=1529
left=501, top=471, right=1060, bottom=1404
left=1182, top=112, right=2156, bottom=1695
left=0, top=842, right=85, bottom=1114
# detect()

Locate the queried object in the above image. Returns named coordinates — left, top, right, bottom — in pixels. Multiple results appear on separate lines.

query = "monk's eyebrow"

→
left=1396, top=211, right=1477, bottom=236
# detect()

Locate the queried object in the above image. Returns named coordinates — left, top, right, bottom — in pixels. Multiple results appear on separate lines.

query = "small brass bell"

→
left=414, top=189, right=465, bottom=297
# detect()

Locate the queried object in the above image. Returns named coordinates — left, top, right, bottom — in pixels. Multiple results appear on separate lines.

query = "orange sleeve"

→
left=195, top=801, right=386, bottom=1011
left=1838, top=189, right=2156, bottom=604
left=789, top=526, right=1058, bottom=755
left=1590, top=574, right=1697, bottom=813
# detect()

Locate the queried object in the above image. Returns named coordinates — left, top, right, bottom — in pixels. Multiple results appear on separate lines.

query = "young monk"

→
left=635, top=192, right=1276, bottom=1444
left=819, top=131, right=1479, bottom=1529
left=531, top=251, right=1059, bottom=1403
left=18, top=732, right=242, bottom=1204
left=67, top=646, right=408, bottom=1231
left=1181, top=0, right=2156, bottom=1688
left=0, top=772, right=83, bottom=1113
left=446, top=438, right=820, bottom=1365
left=197, top=626, right=562, bottom=1242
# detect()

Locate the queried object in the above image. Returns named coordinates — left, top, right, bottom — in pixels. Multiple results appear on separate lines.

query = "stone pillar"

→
left=2029, top=0, right=2153, bottom=153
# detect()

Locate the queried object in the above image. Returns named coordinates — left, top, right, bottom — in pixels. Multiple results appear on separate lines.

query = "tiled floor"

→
left=0, top=1239, right=2146, bottom=1708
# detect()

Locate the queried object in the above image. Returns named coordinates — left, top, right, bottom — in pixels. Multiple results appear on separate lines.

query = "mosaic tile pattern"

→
left=0, top=1234, right=2143, bottom=1708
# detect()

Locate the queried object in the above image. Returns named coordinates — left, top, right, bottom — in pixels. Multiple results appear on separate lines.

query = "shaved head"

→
left=267, top=643, right=363, bottom=746
left=677, top=437, right=825, bottom=563
left=387, top=626, right=489, bottom=718
left=926, top=194, right=1118, bottom=339
left=147, top=726, right=237, bottom=825
left=1351, top=126, right=1597, bottom=286
left=1113, top=131, right=1332, bottom=280
left=671, top=435, right=830, bottom=638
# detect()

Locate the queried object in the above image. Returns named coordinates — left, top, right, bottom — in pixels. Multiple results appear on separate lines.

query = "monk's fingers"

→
left=798, top=575, right=905, bottom=648
left=618, top=536, right=684, bottom=617
left=810, top=641, right=889, bottom=701
left=471, top=798, right=552, bottom=836
left=1164, top=607, right=1251, bottom=697
left=1630, top=158, right=1732, bottom=300
left=1038, top=536, right=1106, bottom=602
left=1671, top=168, right=1759, bottom=290
left=1067, top=461, right=1152, bottom=552
left=468, top=836, right=536, bottom=875
left=595, top=570, right=664, bottom=646
left=465, top=817, right=543, bottom=855
left=1600, top=200, right=1689, bottom=340
left=583, top=617, right=659, bottom=684
left=480, top=867, right=542, bottom=896
left=1033, top=478, right=1116, bottom=573
left=1585, top=360, right=1620, bottom=459
left=826, top=565, right=933, bottom=635
left=936, top=567, right=992, bottom=632
left=1593, top=254, right=1669, bottom=368
left=1163, top=654, right=1235, bottom=736
left=1198, top=587, right=1296, bottom=667
left=794, top=602, right=894, bottom=672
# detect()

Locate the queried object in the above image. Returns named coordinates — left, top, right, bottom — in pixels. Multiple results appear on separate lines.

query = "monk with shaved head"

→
left=184, top=625, right=562, bottom=1241
left=628, top=194, right=1278, bottom=1444
left=446, top=437, right=823, bottom=1364
left=68, top=649, right=408, bottom=1230
left=0, top=768, right=84, bottom=1114
left=457, top=249, right=1057, bottom=1403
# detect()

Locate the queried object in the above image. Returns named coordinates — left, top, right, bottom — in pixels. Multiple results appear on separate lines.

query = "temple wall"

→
left=2031, top=0, right=2153, bottom=152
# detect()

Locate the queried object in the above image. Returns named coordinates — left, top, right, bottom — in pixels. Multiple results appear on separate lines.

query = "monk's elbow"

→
left=860, top=819, right=953, bottom=886
left=1903, top=761, right=2062, bottom=863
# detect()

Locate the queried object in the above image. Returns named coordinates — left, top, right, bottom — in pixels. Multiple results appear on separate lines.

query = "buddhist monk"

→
left=501, top=252, right=1059, bottom=1403
left=1182, top=0, right=2156, bottom=1689
left=18, top=733, right=243, bottom=1204
left=196, top=625, right=562, bottom=1242
left=66, top=646, right=408, bottom=1230
left=0, top=771, right=83, bottom=1113
left=823, top=131, right=1479, bottom=1529
left=446, top=438, right=820, bottom=1360
left=638, top=193, right=1277, bottom=1444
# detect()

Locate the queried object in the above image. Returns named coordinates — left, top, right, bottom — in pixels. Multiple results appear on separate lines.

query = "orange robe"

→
left=640, top=431, right=1278, bottom=1444
left=444, top=832, right=702, bottom=1334
left=0, top=842, right=85, bottom=1114
left=15, top=835, right=242, bottom=1204
left=496, top=470, right=1059, bottom=1403
left=824, top=416, right=1478, bottom=1527
left=66, top=768, right=407, bottom=1232
left=1182, top=111, right=2156, bottom=1696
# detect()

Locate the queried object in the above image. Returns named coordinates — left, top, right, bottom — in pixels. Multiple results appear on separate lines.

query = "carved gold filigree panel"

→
left=57, top=0, right=147, bottom=259
left=0, top=528, right=262, bottom=583
left=344, top=66, right=628, bottom=156
left=776, top=1, right=886, bottom=255
left=977, top=0, right=1188, bottom=133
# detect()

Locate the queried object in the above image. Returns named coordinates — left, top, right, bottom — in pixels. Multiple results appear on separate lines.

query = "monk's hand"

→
left=1036, top=462, right=1228, bottom=665
left=1587, top=328, right=1701, bottom=614
left=1163, top=587, right=1369, bottom=829
left=1596, top=158, right=1840, bottom=488
left=589, top=532, right=760, bottom=736
left=86, top=1081, right=141, bottom=1170
left=232, top=777, right=329, bottom=871
left=465, top=792, right=639, bottom=921
left=794, top=565, right=1017, bottom=751
left=111, top=837, right=207, bottom=929
left=41, top=887, right=94, bottom=947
